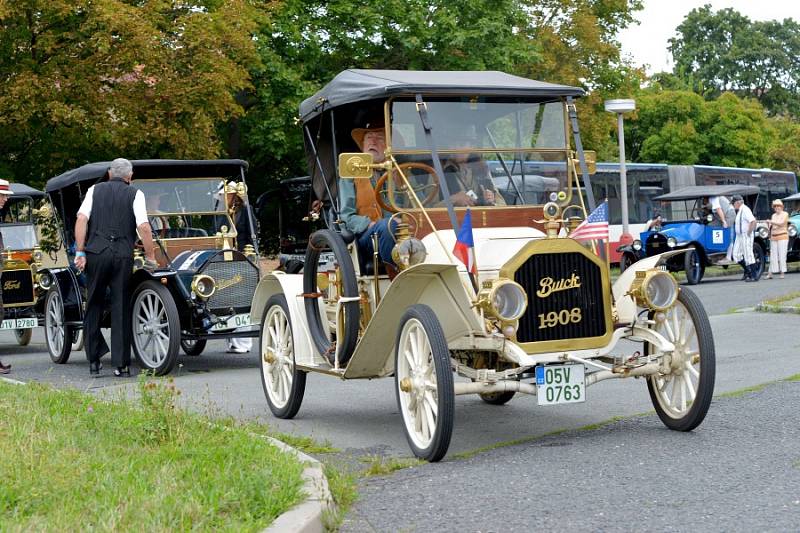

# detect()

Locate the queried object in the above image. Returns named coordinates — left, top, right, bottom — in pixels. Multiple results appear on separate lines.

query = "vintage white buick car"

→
left=252, top=70, right=715, bottom=461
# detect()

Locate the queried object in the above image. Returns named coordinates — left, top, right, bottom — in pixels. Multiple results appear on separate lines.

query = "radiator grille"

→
left=645, top=234, right=667, bottom=256
left=201, top=259, right=258, bottom=313
left=514, top=252, right=607, bottom=344
left=1, top=269, right=35, bottom=306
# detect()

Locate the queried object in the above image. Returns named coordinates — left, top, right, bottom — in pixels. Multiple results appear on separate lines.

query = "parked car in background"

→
left=619, top=185, right=765, bottom=284
left=39, top=159, right=260, bottom=375
left=0, top=184, right=47, bottom=346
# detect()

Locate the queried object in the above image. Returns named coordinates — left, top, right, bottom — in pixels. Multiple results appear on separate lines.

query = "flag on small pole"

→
left=570, top=201, right=609, bottom=242
left=453, top=209, right=477, bottom=274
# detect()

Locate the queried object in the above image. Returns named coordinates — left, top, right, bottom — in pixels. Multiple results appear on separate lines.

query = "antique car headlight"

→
left=790, top=224, right=798, bottom=238
left=632, top=239, right=642, bottom=251
left=757, top=226, right=769, bottom=240
left=629, top=270, right=678, bottom=311
left=32, top=247, right=43, bottom=265
left=392, top=238, right=427, bottom=270
left=191, top=274, right=216, bottom=299
left=667, top=237, right=677, bottom=248
left=477, top=279, right=528, bottom=321
left=37, top=271, right=53, bottom=290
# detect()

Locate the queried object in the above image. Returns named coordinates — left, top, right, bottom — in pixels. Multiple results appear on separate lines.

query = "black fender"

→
left=129, top=269, right=193, bottom=323
left=42, top=267, right=84, bottom=324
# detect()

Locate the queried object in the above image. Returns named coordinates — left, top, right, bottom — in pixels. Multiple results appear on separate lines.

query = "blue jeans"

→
left=357, top=219, right=396, bottom=265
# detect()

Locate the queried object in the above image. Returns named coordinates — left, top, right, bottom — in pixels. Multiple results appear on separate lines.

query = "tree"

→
left=0, top=0, right=260, bottom=188
left=669, top=5, right=800, bottom=117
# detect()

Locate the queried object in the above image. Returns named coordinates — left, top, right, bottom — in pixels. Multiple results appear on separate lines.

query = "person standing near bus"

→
left=766, top=199, right=789, bottom=279
left=731, top=194, right=758, bottom=282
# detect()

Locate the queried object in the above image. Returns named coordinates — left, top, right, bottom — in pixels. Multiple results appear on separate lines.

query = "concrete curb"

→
left=263, top=437, right=333, bottom=533
left=755, top=303, right=800, bottom=314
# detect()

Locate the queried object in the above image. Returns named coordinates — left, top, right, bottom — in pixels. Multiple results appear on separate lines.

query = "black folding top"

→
left=46, top=159, right=248, bottom=192
left=783, top=192, right=800, bottom=202
left=655, top=185, right=760, bottom=201
left=9, top=183, right=45, bottom=198
left=299, top=69, right=585, bottom=119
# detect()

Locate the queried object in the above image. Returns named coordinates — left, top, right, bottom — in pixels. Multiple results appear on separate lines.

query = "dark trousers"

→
left=84, top=251, right=133, bottom=367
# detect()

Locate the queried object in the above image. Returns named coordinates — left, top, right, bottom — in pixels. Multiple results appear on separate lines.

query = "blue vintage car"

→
left=619, top=185, right=766, bottom=284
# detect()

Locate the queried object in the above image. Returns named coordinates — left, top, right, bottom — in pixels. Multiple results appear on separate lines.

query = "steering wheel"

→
left=375, top=162, right=440, bottom=214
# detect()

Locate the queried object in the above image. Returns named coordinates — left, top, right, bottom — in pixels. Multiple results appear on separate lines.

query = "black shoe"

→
left=89, top=361, right=102, bottom=376
left=113, top=366, right=131, bottom=377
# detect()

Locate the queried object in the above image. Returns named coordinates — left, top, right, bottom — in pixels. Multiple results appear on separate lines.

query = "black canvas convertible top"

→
left=46, top=159, right=248, bottom=192
left=9, top=183, right=45, bottom=198
left=299, top=69, right=585, bottom=120
left=655, top=185, right=760, bottom=202
left=783, top=192, right=800, bottom=202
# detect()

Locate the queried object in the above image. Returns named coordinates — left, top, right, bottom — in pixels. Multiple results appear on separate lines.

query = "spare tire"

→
left=303, top=230, right=360, bottom=366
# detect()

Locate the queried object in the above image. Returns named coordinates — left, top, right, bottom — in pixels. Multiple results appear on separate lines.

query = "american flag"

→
left=570, top=201, right=609, bottom=242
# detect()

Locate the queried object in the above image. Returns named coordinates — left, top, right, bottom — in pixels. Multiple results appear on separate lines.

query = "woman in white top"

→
left=766, top=199, right=789, bottom=279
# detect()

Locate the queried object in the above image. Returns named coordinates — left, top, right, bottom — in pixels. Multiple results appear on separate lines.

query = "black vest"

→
left=85, top=178, right=139, bottom=257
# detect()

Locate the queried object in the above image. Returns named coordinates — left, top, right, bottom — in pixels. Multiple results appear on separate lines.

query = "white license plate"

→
left=0, top=318, right=38, bottom=330
left=211, top=313, right=251, bottom=331
left=536, top=364, right=585, bottom=406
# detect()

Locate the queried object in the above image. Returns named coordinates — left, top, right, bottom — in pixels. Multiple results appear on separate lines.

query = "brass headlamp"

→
left=476, top=278, right=528, bottom=322
left=628, top=270, right=678, bottom=311
left=191, top=274, right=216, bottom=299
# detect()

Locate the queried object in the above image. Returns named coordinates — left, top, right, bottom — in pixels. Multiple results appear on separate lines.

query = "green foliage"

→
left=625, top=88, right=777, bottom=169
left=669, top=5, right=800, bottom=117
left=0, top=0, right=260, bottom=188
left=0, top=379, right=305, bottom=531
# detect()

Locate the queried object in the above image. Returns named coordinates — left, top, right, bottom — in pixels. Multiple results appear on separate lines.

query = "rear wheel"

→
left=131, top=280, right=181, bottom=376
left=181, top=339, right=207, bottom=356
left=751, top=242, right=766, bottom=280
left=44, top=289, right=73, bottom=364
left=619, top=252, right=635, bottom=274
left=14, top=328, right=32, bottom=346
left=479, top=390, right=515, bottom=405
left=395, top=304, right=454, bottom=462
left=684, top=247, right=705, bottom=285
left=260, top=294, right=306, bottom=418
left=72, top=329, right=85, bottom=352
left=645, top=288, right=715, bottom=431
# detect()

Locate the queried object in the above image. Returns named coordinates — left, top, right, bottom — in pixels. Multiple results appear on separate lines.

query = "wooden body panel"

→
left=409, top=206, right=546, bottom=239
left=156, top=238, right=219, bottom=267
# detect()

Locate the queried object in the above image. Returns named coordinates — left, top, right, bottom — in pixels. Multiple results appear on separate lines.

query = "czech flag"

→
left=453, top=209, right=477, bottom=274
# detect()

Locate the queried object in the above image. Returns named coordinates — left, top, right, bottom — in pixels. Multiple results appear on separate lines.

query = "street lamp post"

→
left=604, top=99, right=636, bottom=245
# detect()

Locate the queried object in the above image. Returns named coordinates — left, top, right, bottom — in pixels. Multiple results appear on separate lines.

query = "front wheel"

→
left=44, top=288, right=73, bottom=364
left=131, top=280, right=181, bottom=376
left=14, top=328, right=32, bottom=346
left=181, top=339, right=207, bottom=356
left=395, top=304, right=454, bottom=462
left=645, top=288, right=715, bottom=431
left=684, top=247, right=705, bottom=285
left=260, top=294, right=306, bottom=418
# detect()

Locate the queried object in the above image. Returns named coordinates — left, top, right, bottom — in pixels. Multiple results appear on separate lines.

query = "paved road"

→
left=343, top=380, right=800, bottom=532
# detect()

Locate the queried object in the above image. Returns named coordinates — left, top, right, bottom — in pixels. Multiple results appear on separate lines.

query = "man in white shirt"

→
left=731, top=194, right=758, bottom=282
left=74, top=158, right=156, bottom=376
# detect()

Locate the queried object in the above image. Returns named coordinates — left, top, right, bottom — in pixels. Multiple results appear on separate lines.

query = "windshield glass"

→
left=1, top=196, right=35, bottom=224
left=376, top=150, right=569, bottom=210
left=133, top=178, right=227, bottom=214
left=391, top=98, right=567, bottom=150
left=0, top=224, right=38, bottom=250
left=388, top=98, right=571, bottom=209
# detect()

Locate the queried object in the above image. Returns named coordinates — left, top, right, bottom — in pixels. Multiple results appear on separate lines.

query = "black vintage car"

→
left=0, top=183, right=48, bottom=346
left=39, top=159, right=260, bottom=375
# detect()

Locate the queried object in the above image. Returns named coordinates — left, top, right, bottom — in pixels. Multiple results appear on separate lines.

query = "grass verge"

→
left=0, top=379, right=305, bottom=531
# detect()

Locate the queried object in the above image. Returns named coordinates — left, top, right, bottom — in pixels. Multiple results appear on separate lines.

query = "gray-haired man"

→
left=74, top=158, right=156, bottom=376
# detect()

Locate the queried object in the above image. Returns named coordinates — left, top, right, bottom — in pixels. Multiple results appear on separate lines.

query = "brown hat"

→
left=351, top=111, right=385, bottom=149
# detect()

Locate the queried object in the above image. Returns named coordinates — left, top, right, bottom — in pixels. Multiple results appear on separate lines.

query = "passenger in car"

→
left=441, top=134, right=505, bottom=207
left=339, top=113, right=397, bottom=268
